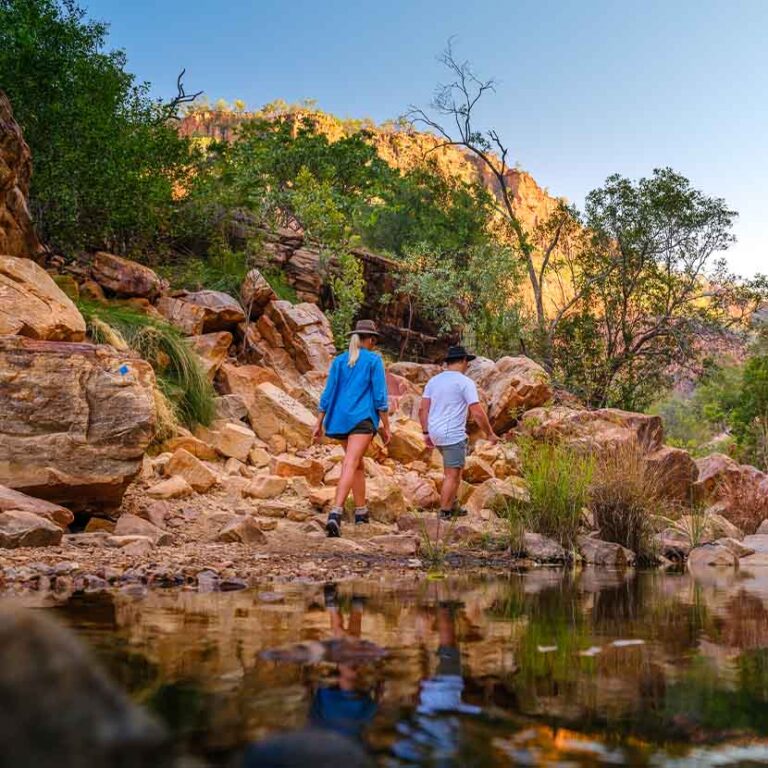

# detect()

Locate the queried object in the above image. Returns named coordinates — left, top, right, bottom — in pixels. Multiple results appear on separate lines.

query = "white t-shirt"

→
left=423, top=371, right=480, bottom=447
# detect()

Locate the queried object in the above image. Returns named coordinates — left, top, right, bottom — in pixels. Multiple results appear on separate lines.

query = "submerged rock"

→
left=577, top=536, right=636, bottom=567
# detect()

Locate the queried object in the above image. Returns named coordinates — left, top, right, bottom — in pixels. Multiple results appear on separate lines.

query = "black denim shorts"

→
left=327, top=418, right=376, bottom=440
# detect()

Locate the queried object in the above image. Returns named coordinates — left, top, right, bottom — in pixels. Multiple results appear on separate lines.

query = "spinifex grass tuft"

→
left=78, top=300, right=216, bottom=430
left=508, top=439, right=594, bottom=548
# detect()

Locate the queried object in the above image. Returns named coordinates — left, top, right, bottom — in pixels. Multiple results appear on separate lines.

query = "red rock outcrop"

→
left=0, top=91, right=39, bottom=259
left=0, top=337, right=156, bottom=510
left=90, top=252, right=164, bottom=299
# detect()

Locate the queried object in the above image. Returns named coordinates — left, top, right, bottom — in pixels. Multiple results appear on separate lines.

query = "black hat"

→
left=444, top=345, right=477, bottom=363
left=347, top=319, right=380, bottom=337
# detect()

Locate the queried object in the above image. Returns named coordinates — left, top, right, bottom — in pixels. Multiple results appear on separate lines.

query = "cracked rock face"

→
left=0, top=336, right=156, bottom=511
left=0, top=90, right=40, bottom=259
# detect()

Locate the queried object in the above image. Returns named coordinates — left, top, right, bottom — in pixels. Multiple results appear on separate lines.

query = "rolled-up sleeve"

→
left=319, top=358, right=338, bottom=413
left=372, top=356, right=388, bottom=412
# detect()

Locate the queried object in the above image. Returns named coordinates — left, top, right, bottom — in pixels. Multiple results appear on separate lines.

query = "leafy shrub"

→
left=78, top=301, right=215, bottom=430
left=160, top=243, right=249, bottom=296
left=589, top=442, right=667, bottom=558
left=509, top=439, right=594, bottom=548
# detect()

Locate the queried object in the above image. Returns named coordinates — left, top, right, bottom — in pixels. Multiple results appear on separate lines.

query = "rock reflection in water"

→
left=28, top=568, right=768, bottom=766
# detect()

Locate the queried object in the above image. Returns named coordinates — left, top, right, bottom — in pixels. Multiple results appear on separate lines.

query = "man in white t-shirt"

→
left=419, top=346, right=499, bottom=520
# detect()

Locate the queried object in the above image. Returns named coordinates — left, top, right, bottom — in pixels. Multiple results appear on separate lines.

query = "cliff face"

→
left=0, top=91, right=40, bottom=259
left=177, top=109, right=561, bottom=233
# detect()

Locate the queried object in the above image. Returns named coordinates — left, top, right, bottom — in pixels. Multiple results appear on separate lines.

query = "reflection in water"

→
left=20, top=568, right=768, bottom=767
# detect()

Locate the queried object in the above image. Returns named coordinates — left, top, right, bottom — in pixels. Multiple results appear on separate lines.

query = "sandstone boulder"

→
left=387, top=362, right=441, bottom=386
left=217, top=362, right=283, bottom=403
left=90, top=252, right=163, bottom=299
left=369, top=533, right=419, bottom=556
left=188, top=331, right=232, bottom=380
left=399, top=471, right=440, bottom=510
left=465, top=477, right=529, bottom=516
left=577, top=536, right=636, bottom=567
left=247, top=382, right=316, bottom=450
left=241, top=268, right=276, bottom=316
left=0, top=485, right=73, bottom=529
left=646, top=446, right=698, bottom=502
left=272, top=455, right=324, bottom=486
left=166, top=448, right=218, bottom=493
left=693, top=454, right=768, bottom=531
left=0, top=509, right=62, bottom=548
left=113, top=514, right=172, bottom=546
left=471, top=356, right=552, bottom=432
left=688, top=543, right=739, bottom=568
left=0, top=255, right=85, bottom=341
left=520, top=406, right=664, bottom=454
left=387, top=418, right=428, bottom=464
left=214, top=393, right=249, bottom=423
left=156, top=295, right=207, bottom=335
left=471, top=439, right=520, bottom=479
left=243, top=476, right=288, bottom=500
left=202, top=421, right=257, bottom=462
left=366, top=476, right=407, bottom=523
left=175, top=289, right=245, bottom=331
left=161, top=434, right=218, bottom=462
left=463, top=456, right=495, bottom=484
left=0, top=91, right=40, bottom=258
left=0, top=337, right=155, bottom=509
left=146, top=476, right=193, bottom=500
left=523, top=532, right=568, bottom=562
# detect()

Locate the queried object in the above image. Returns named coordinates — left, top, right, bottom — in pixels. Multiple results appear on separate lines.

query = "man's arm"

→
left=419, top=397, right=433, bottom=447
left=468, top=403, right=499, bottom=443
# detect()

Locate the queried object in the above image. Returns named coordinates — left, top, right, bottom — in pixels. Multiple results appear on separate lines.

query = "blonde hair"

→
left=348, top=333, right=361, bottom=367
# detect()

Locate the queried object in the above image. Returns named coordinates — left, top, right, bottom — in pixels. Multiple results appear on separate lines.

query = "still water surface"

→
left=46, top=567, right=768, bottom=766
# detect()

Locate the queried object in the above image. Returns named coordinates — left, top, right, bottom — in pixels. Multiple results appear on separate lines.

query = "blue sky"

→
left=87, top=0, right=767, bottom=275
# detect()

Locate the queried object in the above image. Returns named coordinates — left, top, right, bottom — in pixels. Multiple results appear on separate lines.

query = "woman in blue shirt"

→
left=313, top=320, right=390, bottom=537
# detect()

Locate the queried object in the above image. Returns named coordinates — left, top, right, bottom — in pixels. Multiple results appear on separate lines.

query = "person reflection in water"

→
left=309, top=583, right=380, bottom=743
left=393, top=601, right=481, bottom=763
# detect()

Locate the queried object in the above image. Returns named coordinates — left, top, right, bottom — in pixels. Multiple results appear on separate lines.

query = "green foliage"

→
left=160, top=242, right=249, bottom=295
left=508, top=439, right=595, bottom=548
left=262, top=269, right=298, bottom=303
left=731, top=353, right=768, bottom=470
left=328, top=250, right=365, bottom=349
left=78, top=300, right=215, bottom=429
left=0, top=0, right=195, bottom=255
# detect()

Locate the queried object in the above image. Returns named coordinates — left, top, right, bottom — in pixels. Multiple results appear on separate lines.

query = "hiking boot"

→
left=323, top=583, right=339, bottom=609
left=354, top=506, right=370, bottom=525
left=326, top=508, right=343, bottom=538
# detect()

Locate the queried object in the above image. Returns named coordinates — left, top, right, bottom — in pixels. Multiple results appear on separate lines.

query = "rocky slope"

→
left=3, top=94, right=768, bottom=591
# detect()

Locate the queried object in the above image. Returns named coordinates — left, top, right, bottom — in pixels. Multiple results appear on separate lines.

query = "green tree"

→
left=0, top=0, right=195, bottom=255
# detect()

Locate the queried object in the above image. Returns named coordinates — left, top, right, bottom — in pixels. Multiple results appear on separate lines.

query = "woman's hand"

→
left=379, top=424, right=391, bottom=446
left=312, top=421, right=324, bottom=444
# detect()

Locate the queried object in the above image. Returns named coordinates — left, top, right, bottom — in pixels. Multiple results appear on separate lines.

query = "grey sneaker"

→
left=326, top=508, right=343, bottom=538
left=354, top=506, right=370, bottom=525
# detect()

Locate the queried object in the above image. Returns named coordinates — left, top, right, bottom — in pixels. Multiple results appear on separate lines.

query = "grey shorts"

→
left=437, top=439, right=468, bottom=469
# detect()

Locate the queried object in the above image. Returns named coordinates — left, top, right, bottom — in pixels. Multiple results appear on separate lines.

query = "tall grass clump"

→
left=78, top=300, right=216, bottom=430
left=589, top=441, right=666, bottom=558
left=509, top=439, right=595, bottom=548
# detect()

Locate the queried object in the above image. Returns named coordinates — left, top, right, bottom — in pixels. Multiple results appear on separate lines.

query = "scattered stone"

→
left=147, top=475, right=194, bottom=500
left=273, top=454, right=324, bottom=486
left=308, top=487, right=336, bottom=512
left=224, top=457, right=248, bottom=477
left=248, top=446, right=271, bottom=468
left=0, top=510, right=62, bottom=548
left=161, top=434, right=218, bottom=461
left=465, top=477, right=529, bottom=516
left=715, top=537, right=755, bottom=558
left=113, top=514, right=173, bottom=546
left=173, top=289, right=245, bottom=332
left=84, top=517, right=116, bottom=534
left=156, top=295, right=207, bottom=334
left=90, top=251, right=163, bottom=299
left=166, top=448, right=218, bottom=493
left=0, top=485, right=73, bottom=529
left=255, top=518, right=278, bottom=532
left=0, top=254, right=86, bottom=341
left=399, top=471, right=440, bottom=510
left=206, top=421, right=257, bottom=462
left=216, top=516, right=267, bottom=545
left=243, top=476, right=288, bottom=500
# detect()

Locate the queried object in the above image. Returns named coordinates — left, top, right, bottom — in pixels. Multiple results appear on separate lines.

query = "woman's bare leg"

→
left=333, top=434, right=373, bottom=509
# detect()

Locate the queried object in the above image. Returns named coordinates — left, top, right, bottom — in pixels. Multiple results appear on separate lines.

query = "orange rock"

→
left=188, top=331, right=233, bottom=380
left=166, top=449, right=218, bottom=493
left=272, top=455, right=324, bottom=486
left=90, top=252, right=163, bottom=299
